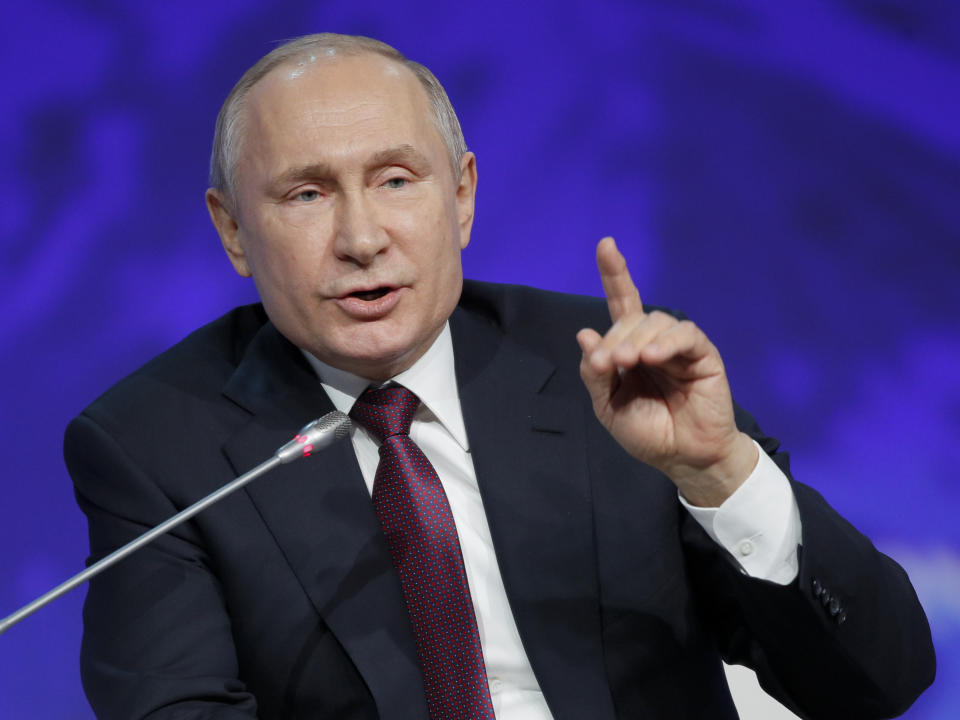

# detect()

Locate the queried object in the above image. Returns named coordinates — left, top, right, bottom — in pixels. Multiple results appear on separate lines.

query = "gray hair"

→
left=209, top=33, right=468, bottom=208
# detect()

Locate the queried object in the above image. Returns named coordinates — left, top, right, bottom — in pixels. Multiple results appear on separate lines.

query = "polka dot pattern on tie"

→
left=350, top=385, right=496, bottom=720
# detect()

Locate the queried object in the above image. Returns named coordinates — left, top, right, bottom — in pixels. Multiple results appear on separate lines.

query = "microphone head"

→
left=305, top=411, right=353, bottom=440
left=275, top=411, right=352, bottom=463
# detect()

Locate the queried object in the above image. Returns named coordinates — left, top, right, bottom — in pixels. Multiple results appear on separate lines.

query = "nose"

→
left=333, top=190, right=390, bottom=265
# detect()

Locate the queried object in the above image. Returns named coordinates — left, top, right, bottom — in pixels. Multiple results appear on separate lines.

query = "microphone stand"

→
left=0, top=411, right=351, bottom=635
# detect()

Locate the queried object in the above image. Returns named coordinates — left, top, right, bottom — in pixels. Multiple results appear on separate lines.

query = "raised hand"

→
left=576, top=237, right=757, bottom=507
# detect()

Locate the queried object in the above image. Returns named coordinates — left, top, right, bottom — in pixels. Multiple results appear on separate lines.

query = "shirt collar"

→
left=301, top=323, right=469, bottom=451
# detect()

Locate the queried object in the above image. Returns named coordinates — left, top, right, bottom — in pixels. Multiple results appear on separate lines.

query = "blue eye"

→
left=384, top=177, right=407, bottom=189
left=296, top=190, right=321, bottom=202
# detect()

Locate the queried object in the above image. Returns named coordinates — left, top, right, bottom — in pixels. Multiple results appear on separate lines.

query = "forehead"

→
left=239, top=53, right=440, bottom=175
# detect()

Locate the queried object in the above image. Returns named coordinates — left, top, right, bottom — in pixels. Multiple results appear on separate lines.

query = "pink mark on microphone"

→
left=302, top=444, right=314, bottom=456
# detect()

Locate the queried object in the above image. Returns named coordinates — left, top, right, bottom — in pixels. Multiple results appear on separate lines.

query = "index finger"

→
left=596, top=236, right=644, bottom=322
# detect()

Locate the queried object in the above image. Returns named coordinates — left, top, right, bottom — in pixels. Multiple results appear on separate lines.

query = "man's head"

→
left=209, top=35, right=468, bottom=208
left=205, top=34, right=477, bottom=380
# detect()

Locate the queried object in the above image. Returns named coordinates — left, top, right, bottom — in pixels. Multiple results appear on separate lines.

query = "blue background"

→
left=2, top=1, right=958, bottom=717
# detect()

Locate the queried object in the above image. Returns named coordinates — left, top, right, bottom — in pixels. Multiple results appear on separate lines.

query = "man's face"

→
left=207, top=53, right=477, bottom=380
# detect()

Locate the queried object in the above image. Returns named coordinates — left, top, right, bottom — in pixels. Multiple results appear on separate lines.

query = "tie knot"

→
left=349, top=385, right=420, bottom=442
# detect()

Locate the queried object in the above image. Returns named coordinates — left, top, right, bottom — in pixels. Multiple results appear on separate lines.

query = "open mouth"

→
left=349, top=287, right=391, bottom=301
left=335, top=285, right=405, bottom=319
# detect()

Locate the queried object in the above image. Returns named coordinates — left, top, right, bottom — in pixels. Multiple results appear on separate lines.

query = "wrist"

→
left=673, top=432, right=759, bottom=508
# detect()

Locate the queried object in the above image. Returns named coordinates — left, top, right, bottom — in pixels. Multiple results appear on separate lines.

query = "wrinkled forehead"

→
left=248, top=52, right=431, bottom=138
left=236, top=52, right=442, bottom=176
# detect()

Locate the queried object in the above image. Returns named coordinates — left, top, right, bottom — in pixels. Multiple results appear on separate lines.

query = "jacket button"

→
left=837, top=610, right=847, bottom=625
left=811, top=578, right=823, bottom=597
left=829, top=597, right=841, bottom=615
left=820, top=589, right=832, bottom=607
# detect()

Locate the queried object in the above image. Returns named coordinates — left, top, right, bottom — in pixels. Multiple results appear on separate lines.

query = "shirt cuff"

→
left=679, top=440, right=802, bottom=585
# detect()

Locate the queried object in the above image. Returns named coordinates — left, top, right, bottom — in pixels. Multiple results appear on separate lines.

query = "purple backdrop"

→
left=2, top=1, right=958, bottom=717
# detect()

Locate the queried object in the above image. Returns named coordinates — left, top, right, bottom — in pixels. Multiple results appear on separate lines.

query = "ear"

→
left=455, top=152, right=477, bottom=250
left=205, top=188, right=251, bottom=277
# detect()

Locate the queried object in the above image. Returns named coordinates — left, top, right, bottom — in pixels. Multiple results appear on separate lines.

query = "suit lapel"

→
left=220, top=322, right=429, bottom=720
left=218, top=305, right=617, bottom=719
left=451, top=308, right=617, bottom=720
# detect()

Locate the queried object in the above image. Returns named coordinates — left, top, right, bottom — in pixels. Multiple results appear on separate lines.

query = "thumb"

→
left=577, top=328, right=617, bottom=415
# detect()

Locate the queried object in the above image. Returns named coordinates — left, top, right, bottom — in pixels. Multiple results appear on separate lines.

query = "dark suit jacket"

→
left=66, top=281, right=934, bottom=719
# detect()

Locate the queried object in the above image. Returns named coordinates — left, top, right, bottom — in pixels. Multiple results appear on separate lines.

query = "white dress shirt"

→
left=303, top=321, right=802, bottom=718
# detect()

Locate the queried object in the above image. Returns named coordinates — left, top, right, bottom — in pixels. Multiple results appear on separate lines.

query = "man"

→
left=66, top=33, right=934, bottom=719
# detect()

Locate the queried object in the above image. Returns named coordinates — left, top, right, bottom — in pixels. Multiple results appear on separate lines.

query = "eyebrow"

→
left=269, top=144, right=433, bottom=193
left=269, top=162, right=334, bottom=191
left=367, top=144, right=432, bottom=174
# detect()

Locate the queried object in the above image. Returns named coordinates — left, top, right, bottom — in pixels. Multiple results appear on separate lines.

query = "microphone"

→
left=0, top=411, right=352, bottom=635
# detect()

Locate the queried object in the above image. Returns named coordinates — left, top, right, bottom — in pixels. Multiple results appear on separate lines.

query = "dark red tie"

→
left=350, top=385, right=496, bottom=720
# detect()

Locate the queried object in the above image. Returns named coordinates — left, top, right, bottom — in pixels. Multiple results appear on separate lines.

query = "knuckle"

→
left=648, top=310, right=678, bottom=327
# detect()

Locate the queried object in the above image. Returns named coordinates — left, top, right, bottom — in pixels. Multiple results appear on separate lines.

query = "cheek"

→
left=385, top=199, right=433, bottom=239
left=423, top=216, right=465, bottom=302
left=250, top=214, right=331, bottom=277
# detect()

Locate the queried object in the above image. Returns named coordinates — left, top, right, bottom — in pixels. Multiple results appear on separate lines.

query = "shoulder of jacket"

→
left=78, top=303, right=269, bottom=421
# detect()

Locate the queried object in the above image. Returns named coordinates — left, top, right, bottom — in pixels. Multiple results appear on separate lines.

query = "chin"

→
left=326, top=331, right=423, bottom=379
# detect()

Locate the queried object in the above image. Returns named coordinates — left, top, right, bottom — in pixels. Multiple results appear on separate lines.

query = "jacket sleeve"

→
left=65, top=412, right=259, bottom=720
left=682, top=404, right=936, bottom=720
